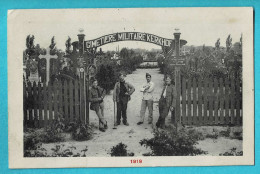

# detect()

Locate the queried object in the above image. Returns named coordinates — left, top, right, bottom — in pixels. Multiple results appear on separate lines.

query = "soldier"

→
left=89, top=79, right=107, bottom=132
left=113, top=72, right=135, bottom=126
left=137, top=73, right=155, bottom=125
left=156, top=75, right=176, bottom=129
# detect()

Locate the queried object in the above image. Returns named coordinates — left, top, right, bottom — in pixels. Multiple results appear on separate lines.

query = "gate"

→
left=174, top=76, right=242, bottom=125
left=23, top=78, right=88, bottom=128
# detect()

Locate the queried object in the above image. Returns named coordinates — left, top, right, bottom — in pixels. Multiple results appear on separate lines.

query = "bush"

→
left=110, top=143, right=134, bottom=157
left=39, top=115, right=66, bottom=143
left=70, top=121, right=93, bottom=141
left=219, top=148, right=243, bottom=156
left=140, top=127, right=207, bottom=156
left=24, top=144, right=89, bottom=157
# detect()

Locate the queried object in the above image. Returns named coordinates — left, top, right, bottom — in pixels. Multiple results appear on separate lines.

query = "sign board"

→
left=85, top=32, right=173, bottom=48
left=169, top=59, right=186, bottom=66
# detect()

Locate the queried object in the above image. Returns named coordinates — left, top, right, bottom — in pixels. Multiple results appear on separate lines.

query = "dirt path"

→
left=43, top=68, right=165, bottom=156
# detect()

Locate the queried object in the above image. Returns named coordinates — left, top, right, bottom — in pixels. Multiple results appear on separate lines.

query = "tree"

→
left=226, top=34, right=232, bottom=52
left=25, top=35, right=35, bottom=59
left=65, top=36, right=72, bottom=55
left=215, top=38, right=220, bottom=50
left=49, top=36, right=57, bottom=55
left=120, top=48, right=129, bottom=59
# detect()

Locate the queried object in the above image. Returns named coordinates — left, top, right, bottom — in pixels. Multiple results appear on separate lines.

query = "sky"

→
left=9, top=7, right=251, bottom=52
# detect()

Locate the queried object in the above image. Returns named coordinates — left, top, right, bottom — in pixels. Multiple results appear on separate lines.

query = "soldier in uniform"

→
left=156, top=75, right=176, bottom=129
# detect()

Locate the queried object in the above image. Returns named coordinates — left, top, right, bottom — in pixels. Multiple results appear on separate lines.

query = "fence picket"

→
left=69, top=80, right=74, bottom=122
left=224, top=79, right=230, bottom=124
left=23, top=82, right=27, bottom=128
left=187, top=78, right=192, bottom=125
left=214, top=78, right=219, bottom=124
left=53, top=81, right=58, bottom=120
left=43, top=82, right=48, bottom=128
left=230, top=77, right=235, bottom=124
left=203, top=78, right=208, bottom=125
left=38, top=82, right=43, bottom=127
left=219, top=78, right=225, bottom=124
left=75, top=79, right=80, bottom=121
left=192, top=78, right=197, bottom=125
left=27, top=82, right=33, bottom=127
left=182, top=78, right=187, bottom=124
left=236, top=77, right=241, bottom=125
left=198, top=77, right=203, bottom=125
left=64, top=80, right=69, bottom=123
left=33, top=82, right=39, bottom=127
left=58, top=81, right=63, bottom=116
left=208, top=79, right=213, bottom=125
left=48, top=81, right=53, bottom=124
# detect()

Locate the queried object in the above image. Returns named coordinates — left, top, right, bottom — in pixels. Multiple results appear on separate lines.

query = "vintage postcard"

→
left=8, top=7, right=254, bottom=168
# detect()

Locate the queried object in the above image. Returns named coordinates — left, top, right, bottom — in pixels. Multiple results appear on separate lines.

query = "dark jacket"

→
left=160, top=84, right=177, bottom=108
left=89, top=86, right=106, bottom=103
left=113, top=81, right=135, bottom=102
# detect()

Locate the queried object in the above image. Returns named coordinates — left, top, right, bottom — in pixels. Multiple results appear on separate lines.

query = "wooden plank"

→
left=182, top=77, right=187, bottom=124
left=208, top=79, right=213, bottom=125
left=58, top=81, right=64, bottom=118
left=214, top=78, right=219, bottom=124
left=38, top=82, right=43, bottom=128
left=203, top=78, right=208, bottom=125
left=235, top=77, right=241, bottom=125
left=75, top=79, right=80, bottom=121
left=23, top=82, right=27, bottom=128
left=64, top=80, right=69, bottom=123
left=224, top=79, right=230, bottom=124
left=69, top=80, right=74, bottom=122
left=230, top=77, right=235, bottom=124
left=192, top=78, right=197, bottom=125
left=198, top=77, right=203, bottom=125
left=187, top=77, right=192, bottom=125
left=48, top=81, right=53, bottom=124
left=53, top=81, right=58, bottom=120
left=27, top=82, right=33, bottom=127
left=43, top=82, right=48, bottom=128
left=219, top=78, right=225, bottom=124
left=33, top=82, right=39, bottom=128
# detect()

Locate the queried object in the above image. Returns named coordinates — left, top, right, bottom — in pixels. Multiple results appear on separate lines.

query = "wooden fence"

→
left=175, top=76, right=242, bottom=125
left=23, top=79, right=88, bottom=128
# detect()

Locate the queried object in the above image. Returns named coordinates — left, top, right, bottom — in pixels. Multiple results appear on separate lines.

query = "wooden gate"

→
left=174, top=76, right=242, bottom=125
left=23, top=78, right=89, bottom=128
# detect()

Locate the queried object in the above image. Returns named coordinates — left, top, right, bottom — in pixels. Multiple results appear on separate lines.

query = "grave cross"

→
left=39, top=48, right=58, bottom=84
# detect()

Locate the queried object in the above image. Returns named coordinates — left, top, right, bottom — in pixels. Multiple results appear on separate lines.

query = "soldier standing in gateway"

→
left=137, top=73, right=155, bottom=125
left=156, top=74, right=176, bottom=129
left=113, top=72, right=135, bottom=126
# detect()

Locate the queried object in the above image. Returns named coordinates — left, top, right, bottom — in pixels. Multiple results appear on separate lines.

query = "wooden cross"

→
left=39, top=48, right=58, bottom=84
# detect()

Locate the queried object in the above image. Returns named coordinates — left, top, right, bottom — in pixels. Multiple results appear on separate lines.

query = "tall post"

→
left=77, top=29, right=89, bottom=125
left=172, top=29, right=181, bottom=125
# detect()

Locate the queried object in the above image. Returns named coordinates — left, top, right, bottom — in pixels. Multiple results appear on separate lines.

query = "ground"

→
left=40, top=68, right=242, bottom=156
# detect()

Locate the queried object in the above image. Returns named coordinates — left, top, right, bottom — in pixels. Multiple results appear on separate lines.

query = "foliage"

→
left=96, top=64, right=117, bottom=93
left=219, top=148, right=243, bottom=156
left=110, top=143, right=134, bottom=157
left=39, top=116, right=66, bottom=143
left=140, top=127, right=207, bottom=156
left=24, top=144, right=89, bottom=157
left=70, top=121, right=93, bottom=141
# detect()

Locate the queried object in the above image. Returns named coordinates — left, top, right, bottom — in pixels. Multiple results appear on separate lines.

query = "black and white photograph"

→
left=8, top=7, right=254, bottom=168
